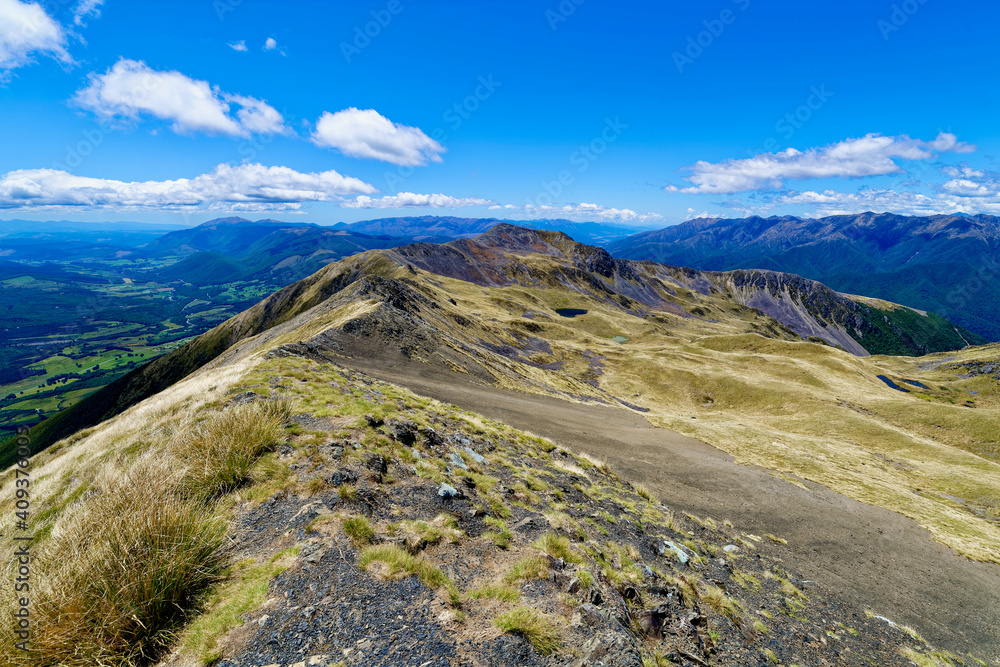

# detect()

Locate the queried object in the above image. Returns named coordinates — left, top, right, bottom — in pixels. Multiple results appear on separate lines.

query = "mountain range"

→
left=19, top=223, right=983, bottom=462
left=607, top=212, right=1000, bottom=340
left=141, top=216, right=651, bottom=286
left=5, top=224, right=998, bottom=665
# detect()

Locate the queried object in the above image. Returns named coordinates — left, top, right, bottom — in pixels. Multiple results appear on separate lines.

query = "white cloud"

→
left=264, top=37, right=277, bottom=50
left=73, top=0, right=103, bottom=26
left=228, top=40, right=248, bottom=52
left=666, top=133, right=977, bottom=194
left=773, top=189, right=968, bottom=216
left=492, top=202, right=665, bottom=225
left=312, top=108, right=445, bottom=166
left=0, top=0, right=71, bottom=76
left=343, top=193, right=494, bottom=209
left=223, top=93, right=289, bottom=135
left=74, top=59, right=288, bottom=137
left=0, top=163, right=376, bottom=211
left=722, top=179, right=1000, bottom=217
left=686, top=208, right=715, bottom=220
left=942, top=164, right=985, bottom=180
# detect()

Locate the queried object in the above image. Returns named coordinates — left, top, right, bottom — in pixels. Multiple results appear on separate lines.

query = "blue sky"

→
left=1, top=0, right=999, bottom=227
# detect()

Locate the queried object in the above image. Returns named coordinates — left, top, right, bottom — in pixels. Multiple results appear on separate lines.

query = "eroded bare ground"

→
left=328, top=338, right=1000, bottom=660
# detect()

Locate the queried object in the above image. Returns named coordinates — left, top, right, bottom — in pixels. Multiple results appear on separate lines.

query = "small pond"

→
left=555, top=308, right=588, bottom=318
left=611, top=336, right=629, bottom=344
left=876, top=375, right=910, bottom=392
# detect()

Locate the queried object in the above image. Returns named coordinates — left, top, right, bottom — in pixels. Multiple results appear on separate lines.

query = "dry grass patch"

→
left=11, top=460, right=228, bottom=667
left=171, top=399, right=290, bottom=500
left=504, top=554, right=549, bottom=584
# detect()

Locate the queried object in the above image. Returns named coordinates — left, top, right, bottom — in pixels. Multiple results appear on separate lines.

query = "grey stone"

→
left=438, top=483, right=460, bottom=499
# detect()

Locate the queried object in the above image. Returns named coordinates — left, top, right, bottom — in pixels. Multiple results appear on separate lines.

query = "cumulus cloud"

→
left=223, top=93, right=289, bottom=135
left=73, top=0, right=103, bottom=26
left=264, top=37, right=277, bottom=50
left=0, top=0, right=71, bottom=75
left=342, top=193, right=494, bottom=209
left=491, top=202, right=664, bottom=225
left=228, top=40, right=248, bottom=52
left=666, top=133, right=977, bottom=194
left=74, top=59, right=289, bottom=137
left=0, top=163, right=376, bottom=211
left=312, top=108, right=445, bottom=166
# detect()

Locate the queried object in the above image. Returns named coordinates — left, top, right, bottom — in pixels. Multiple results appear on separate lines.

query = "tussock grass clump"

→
left=343, top=516, right=375, bottom=546
left=697, top=582, right=741, bottom=620
left=533, top=533, right=582, bottom=563
left=578, top=452, right=616, bottom=477
left=494, top=607, right=561, bottom=656
left=504, top=555, right=549, bottom=584
left=391, top=514, right=463, bottom=553
left=20, top=460, right=228, bottom=667
left=482, top=516, right=513, bottom=549
left=466, top=583, right=520, bottom=602
left=174, top=400, right=290, bottom=499
left=358, top=544, right=452, bottom=592
left=633, top=483, right=656, bottom=503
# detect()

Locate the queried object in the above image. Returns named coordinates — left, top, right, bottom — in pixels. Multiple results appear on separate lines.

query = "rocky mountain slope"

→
left=3, top=225, right=999, bottom=665
left=2, top=346, right=988, bottom=667
left=606, top=212, right=1000, bottom=340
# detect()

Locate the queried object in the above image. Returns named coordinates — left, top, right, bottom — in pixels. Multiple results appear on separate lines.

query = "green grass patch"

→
left=494, top=607, right=561, bottom=656
left=343, top=516, right=375, bottom=546
left=466, top=583, right=520, bottom=602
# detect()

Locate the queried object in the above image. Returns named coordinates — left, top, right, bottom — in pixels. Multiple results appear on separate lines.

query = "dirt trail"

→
left=333, top=348, right=1000, bottom=658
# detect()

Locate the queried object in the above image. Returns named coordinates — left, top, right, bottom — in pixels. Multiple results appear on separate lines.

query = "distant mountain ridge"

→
left=333, top=215, right=653, bottom=245
left=141, top=216, right=654, bottom=286
left=141, top=217, right=417, bottom=285
left=607, top=212, right=1000, bottom=340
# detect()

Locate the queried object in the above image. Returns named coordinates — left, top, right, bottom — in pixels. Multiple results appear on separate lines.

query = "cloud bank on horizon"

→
left=2, top=0, right=999, bottom=225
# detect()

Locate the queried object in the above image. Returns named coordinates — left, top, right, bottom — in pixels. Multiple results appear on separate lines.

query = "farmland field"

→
left=0, top=255, right=287, bottom=437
